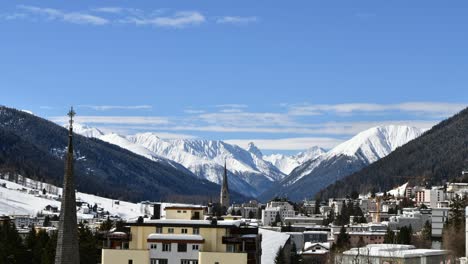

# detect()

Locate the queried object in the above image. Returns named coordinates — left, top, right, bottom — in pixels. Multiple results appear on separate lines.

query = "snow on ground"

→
left=0, top=178, right=144, bottom=219
left=259, top=228, right=290, bottom=264
left=0, top=177, right=210, bottom=220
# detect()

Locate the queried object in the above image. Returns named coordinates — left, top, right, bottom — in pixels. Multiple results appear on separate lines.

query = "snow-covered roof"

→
left=147, top=233, right=204, bottom=241
left=343, top=244, right=449, bottom=258
left=140, top=219, right=242, bottom=227
left=259, top=228, right=290, bottom=264
left=304, top=242, right=331, bottom=251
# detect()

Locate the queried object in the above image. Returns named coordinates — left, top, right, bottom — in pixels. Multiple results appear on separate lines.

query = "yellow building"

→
left=102, top=205, right=261, bottom=264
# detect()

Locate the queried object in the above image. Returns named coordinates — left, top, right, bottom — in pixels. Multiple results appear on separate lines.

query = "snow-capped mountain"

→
left=68, top=125, right=285, bottom=197
left=259, top=125, right=424, bottom=201
left=127, top=134, right=285, bottom=196
left=67, top=123, right=104, bottom=138
left=263, top=147, right=326, bottom=174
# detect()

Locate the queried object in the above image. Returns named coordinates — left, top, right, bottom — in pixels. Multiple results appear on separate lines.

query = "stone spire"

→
left=55, top=107, right=80, bottom=264
left=220, top=159, right=230, bottom=208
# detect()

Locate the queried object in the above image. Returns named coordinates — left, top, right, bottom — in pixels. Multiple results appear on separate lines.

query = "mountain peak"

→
left=328, top=125, right=424, bottom=163
left=247, top=142, right=263, bottom=157
left=64, top=123, right=104, bottom=138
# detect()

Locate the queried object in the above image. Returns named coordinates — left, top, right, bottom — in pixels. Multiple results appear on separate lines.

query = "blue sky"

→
left=1, top=0, right=467, bottom=154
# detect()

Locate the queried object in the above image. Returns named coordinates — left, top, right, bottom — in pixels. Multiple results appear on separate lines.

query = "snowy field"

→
left=0, top=178, right=145, bottom=219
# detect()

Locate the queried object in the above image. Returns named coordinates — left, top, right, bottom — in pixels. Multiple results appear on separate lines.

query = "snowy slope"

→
left=326, top=125, right=424, bottom=164
left=67, top=124, right=284, bottom=197
left=0, top=178, right=143, bottom=219
left=127, top=133, right=285, bottom=196
left=66, top=123, right=104, bottom=138
left=293, top=125, right=424, bottom=182
left=263, top=146, right=326, bottom=174
left=260, top=125, right=424, bottom=201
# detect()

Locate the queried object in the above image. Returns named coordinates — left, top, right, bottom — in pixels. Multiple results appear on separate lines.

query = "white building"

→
left=261, top=201, right=295, bottom=226
left=432, top=207, right=450, bottom=238
left=340, top=244, right=451, bottom=263
left=388, top=208, right=431, bottom=232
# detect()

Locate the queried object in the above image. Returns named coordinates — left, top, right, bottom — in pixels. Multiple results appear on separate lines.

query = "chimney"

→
left=152, top=203, right=161, bottom=219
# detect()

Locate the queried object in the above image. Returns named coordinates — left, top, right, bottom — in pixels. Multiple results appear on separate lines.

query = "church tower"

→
left=220, top=160, right=230, bottom=208
left=55, top=107, right=80, bottom=264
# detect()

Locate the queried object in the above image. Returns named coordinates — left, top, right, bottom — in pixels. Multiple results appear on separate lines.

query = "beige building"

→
left=102, top=205, right=261, bottom=264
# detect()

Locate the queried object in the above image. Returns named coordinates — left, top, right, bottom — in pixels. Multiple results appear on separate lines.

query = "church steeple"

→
left=55, top=107, right=80, bottom=264
left=220, top=159, right=230, bottom=208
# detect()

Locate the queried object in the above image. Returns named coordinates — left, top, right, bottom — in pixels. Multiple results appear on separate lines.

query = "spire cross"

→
left=67, top=107, right=76, bottom=127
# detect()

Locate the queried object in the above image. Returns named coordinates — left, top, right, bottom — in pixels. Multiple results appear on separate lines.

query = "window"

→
left=128, top=260, right=133, bottom=264
left=178, top=243, right=187, bottom=252
left=183, top=210, right=187, bottom=213
left=168, top=228, right=174, bottom=233
left=227, top=244, right=236, bottom=253
left=181, top=260, right=198, bottom=264
left=151, top=259, right=168, bottom=264
left=177, top=210, right=181, bottom=213
left=181, top=228, right=188, bottom=234
left=150, top=243, right=157, bottom=249
left=192, top=244, right=199, bottom=251
left=156, top=227, right=162, bottom=233
left=193, top=228, right=199, bottom=235
left=162, top=243, right=171, bottom=252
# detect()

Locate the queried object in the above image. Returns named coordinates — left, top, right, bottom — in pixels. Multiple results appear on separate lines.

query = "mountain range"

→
left=320, top=107, right=468, bottom=199
left=71, top=121, right=425, bottom=201
left=259, top=125, right=424, bottom=201
left=2, top=105, right=447, bottom=203
left=71, top=125, right=286, bottom=197
left=0, top=106, right=242, bottom=203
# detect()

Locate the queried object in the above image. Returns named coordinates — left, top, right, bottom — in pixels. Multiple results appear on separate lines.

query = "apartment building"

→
left=101, top=205, right=261, bottom=264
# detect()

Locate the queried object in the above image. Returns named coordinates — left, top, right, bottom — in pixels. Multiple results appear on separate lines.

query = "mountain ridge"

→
left=259, top=125, right=424, bottom=201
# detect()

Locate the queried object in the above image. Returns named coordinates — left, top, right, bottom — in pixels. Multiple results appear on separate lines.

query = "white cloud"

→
left=123, top=11, right=205, bottom=28
left=0, top=13, right=27, bottom=20
left=214, top=104, right=248, bottom=108
left=50, top=116, right=169, bottom=125
left=92, top=7, right=125, bottom=14
left=226, top=137, right=343, bottom=150
left=78, top=105, right=152, bottom=111
left=184, top=109, right=206, bottom=114
left=289, top=102, right=466, bottom=117
left=17, top=5, right=109, bottom=25
left=161, top=120, right=437, bottom=135
left=216, top=16, right=258, bottom=25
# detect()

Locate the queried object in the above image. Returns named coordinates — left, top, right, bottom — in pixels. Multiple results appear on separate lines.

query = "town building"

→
left=101, top=216, right=261, bottom=264
left=432, top=207, right=450, bottom=238
left=339, top=244, right=451, bottom=263
left=388, top=208, right=432, bottom=232
left=261, top=200, right=295, bottom=226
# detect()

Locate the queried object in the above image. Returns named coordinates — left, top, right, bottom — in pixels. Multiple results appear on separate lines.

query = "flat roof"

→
left=343, top=244, right=449, bottom=258
left=129, top=219, right=242, bottom=228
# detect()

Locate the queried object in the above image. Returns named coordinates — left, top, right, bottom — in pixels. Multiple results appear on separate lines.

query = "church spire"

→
left=55, top=107, right=80, bottom=264
left=220, top=159, right=230, bottom=208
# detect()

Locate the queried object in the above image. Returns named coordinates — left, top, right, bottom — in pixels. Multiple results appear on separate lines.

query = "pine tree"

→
left=421, top=220, right=431, bottom=240
left=79, top=223, right=99, bottom=264
left=274, top=246, right=286, bottom=264
left=248, top=210, right=255, bottom=219
left=290, top=243, right=302, bottom=263
left=274, top=212, right=281, bottom=226
left=335, top=226, right=350, bottom=251
left=384, top=227, right=395, bottom=244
